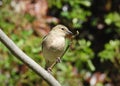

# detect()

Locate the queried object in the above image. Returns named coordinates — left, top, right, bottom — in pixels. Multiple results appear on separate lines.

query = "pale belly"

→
left=43, top=37, right=65, bottom=62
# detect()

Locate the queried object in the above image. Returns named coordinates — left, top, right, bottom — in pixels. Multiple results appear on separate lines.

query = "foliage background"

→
left=0, top=0, right=120, bottom=86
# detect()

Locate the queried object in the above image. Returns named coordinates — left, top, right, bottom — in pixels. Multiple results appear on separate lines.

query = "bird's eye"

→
left=61, top=28, right=64, bottom=30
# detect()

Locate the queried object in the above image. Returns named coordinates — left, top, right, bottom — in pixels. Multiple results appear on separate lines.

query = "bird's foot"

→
left=47, top=67, right=52, bottom=73
left=56, top=57, right=61, bottom=63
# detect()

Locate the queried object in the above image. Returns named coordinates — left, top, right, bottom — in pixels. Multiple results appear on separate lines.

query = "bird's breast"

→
left=49, top=37, right=65, bottom=52
left=42, top=36, right=65, bottom=61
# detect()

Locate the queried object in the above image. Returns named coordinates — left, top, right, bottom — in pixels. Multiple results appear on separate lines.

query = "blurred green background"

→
left=0, top=0, right=120, bottom=86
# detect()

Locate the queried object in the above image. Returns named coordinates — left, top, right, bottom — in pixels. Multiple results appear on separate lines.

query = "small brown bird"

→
left=42, top=24, right=72, bottom=71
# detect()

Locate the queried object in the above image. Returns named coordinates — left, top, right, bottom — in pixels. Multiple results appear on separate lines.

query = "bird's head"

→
left=51, top=24, right=73, bottom=37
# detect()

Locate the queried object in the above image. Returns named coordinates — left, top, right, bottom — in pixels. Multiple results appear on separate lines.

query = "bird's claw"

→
left=47, top=67, right=52, bottom=73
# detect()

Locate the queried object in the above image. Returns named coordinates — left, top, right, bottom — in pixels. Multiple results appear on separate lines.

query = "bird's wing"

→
left=41, top=35, right=47, bottom=51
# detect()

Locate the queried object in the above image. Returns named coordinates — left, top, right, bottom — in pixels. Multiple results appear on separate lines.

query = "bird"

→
left=42, top=24, right=73, bottom=72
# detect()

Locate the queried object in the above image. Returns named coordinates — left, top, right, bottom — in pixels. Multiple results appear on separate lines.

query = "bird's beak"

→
left=67, top=30, right=73, bottom=35
left=66, top=30, right=73, bottom=38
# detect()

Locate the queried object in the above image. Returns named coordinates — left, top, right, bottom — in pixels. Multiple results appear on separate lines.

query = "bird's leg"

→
left=47, top=57, right=61, bottom=72
left=45, top=60, right=53, bottom=73
left=47, top=61, right=57, bottom=72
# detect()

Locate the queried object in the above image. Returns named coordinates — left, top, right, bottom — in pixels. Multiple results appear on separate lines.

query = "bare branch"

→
left=0, top=29, right=61, bottom=86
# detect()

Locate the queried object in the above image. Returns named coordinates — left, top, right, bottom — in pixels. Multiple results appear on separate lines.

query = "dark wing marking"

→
left=41, top=35, right=47, bottom=51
